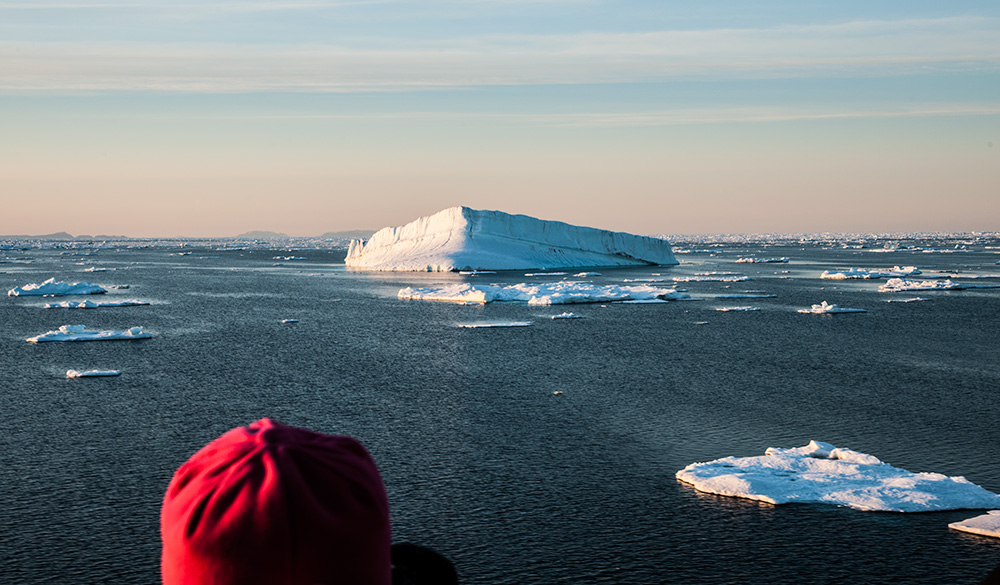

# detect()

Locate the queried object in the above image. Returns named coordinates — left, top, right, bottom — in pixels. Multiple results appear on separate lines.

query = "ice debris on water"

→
left=66, top=369, right=122, bottom=378
left=949, top=510, right=1000, bottom=539
left=8, top=277, right=107, bottom=296
left=676, top=440, right=1000, bottom=512
left=44, top=299, right=149, bottom=309
left=797, top=301, right=866, bottom=314
left=716, top=306, right=760, bottom=312
left=821, top=266, right=921, bottom=280
left=27, top=325, right=151, bottom=343
left=398, top=282, right=689, bottom=305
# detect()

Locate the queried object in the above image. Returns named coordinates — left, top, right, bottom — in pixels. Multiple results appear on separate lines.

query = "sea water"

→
left=1, top=236, right=999, bottom=584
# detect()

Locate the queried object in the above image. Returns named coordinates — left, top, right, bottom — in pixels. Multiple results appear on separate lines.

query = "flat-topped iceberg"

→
left=26, top=325, right=151, bottom=343
left=821, top=266, right=920, bottom=280
left=8, top=277, right=106, bottom=296
left=798, top=301, right=866, bottom=314
left=345, top=207, right=678, bottom=271
left=66, top=369, right=122, bottom=378
left=44, top=299, right=149, bottom=309
left=676, top=441, right=1000, bottom=512
left=398, top=282, right=690, bottom=305
left=949, top=510, right=1000, bottom=538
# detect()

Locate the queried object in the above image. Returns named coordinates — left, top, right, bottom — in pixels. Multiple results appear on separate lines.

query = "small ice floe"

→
left=27, top=325, right=151, bottom=343
left=83, top=267, right=113, bottom=272
left=876, top=278, right=1000, bottom=292
left=280, top=319, right=299, bottom=324
left=673, top=275, right=750, bottom=283
left=574, top=272, right=601, bottom=277
left=798, top=301, right=866, bottom=314
left=458, top=321, right=532, bottom=328
left=551, top=312, right=583, bottom=319
left=66, top=369, right=121, bottom=378
left=524, top=272, right=567, bottom=276
left=8, top=277, right=107, bottom=297
left=398, top=282, right=690, bottom=305
left=552, top=391, right=564, bottom=395
left=949, top=510, right=1000, bottom=538
left=886, top=297, right=930, bottom=303
left=715, top=293, right=777, bottom=299
left=736, top=257, right=788, bottom=263
left=44, top=299, right=149, bottom=309
left=716, top=306, right=759, bottom=312
left=458, top=270, right=496, bottom=275
left=676, top=440, right=1000, bottom=512
left=273, top=256, right=308, bottom=260
left=821, top=266, right=920, bottom=280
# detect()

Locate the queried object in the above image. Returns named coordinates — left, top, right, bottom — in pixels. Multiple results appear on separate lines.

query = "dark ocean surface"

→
left=2, top=236, right=999, bottom=584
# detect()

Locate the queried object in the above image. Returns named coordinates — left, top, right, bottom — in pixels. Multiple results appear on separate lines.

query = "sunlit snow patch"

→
left=8, top=277, right=107, bottom=296
left=398, top=282, right=689, bottom=305
left=66, top=369, right=121, bottom=378
left=798, top=301, right=866, bottom=314
left=676, top=440, right=1000, bottom=512
left=949, top=510, right=1000, bottom=538
left=44, top=299, right=149, bottom=309
left=27, top=325, right=151, bottom=343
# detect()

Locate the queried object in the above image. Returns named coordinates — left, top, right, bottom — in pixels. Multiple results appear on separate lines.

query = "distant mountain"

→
left=318, top=230, right=375, bottom=240
left=0, top=231, right=76, bottom=239
left=236, top=230, right=290, bottom=239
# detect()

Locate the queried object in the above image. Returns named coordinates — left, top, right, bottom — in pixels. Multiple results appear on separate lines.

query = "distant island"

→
left=1, top=230, right=375, bottom=240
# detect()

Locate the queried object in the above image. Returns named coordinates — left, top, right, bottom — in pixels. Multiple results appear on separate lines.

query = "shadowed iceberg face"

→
left=345, top=206, right=679, bottom=271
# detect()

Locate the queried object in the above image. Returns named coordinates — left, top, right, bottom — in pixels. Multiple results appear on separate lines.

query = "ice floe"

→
left=949, top=510, right=1000, bottom=538
left=280, top=319, right=299, bottom=324
left=798, top=301, right=866, bottom=314
left=345, top=206, right=679, bottom=271
left=716, top=306, right=760, bottom=312
left=673, top=275, right=750, bottom=283
left=66, top=369, right=121, bottom=378
left=821, top=266, right=921, bottom=280
left=877, top=278, right=1000, bottom=292
left=551, top=312, right=583, bottom=319
left=26, top=325, right=151, bottom=343
left=676, top=440, right=1000, bottom=512
left=886, top=297, right=930, bottom=303
left=8, top=277, right=106, bottom=296
left=398, top=282, right=690, bottom=305
left=736, top=257, right=788, bottom=263
left=44, top=299, right=149, bottom=309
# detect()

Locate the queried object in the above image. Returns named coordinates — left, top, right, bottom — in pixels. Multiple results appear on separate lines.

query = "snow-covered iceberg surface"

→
left=345, top=207, right=678, bottom=271
left=8, top=277, right=106, bottom=296
left=949, top=510, right=1000, bottom=538
left=676, top=441, right=1000, bottom=512
left=798, top=301, right=866, bottom=314
left=398, top=282, right=690, bottom=305
left=44, top=299, right=148, bottom=309
left=66, top=369, right=122, bottom=378
left=26, top=325, right=151, bottom=343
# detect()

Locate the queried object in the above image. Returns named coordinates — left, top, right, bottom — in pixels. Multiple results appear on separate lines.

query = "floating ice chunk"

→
left=551, top=312, right=583, bottom=319
left=27, top=325, right=151, bottom=343
left=574, top=272, right=601, bottom=277
left=524, top=272, right=567, bottom=276
left=736, top=257, right=788, bottom=263
left=83, top=267, right=113, bottom=272
left=398, top=282, right=690, bottom=305
left=676, top=441, right=1000, bottom=512
left=458, top=321, right=532, bottom=328
left=44, top=299, right=149, bottom=309
left=8, top=277, right=107, bottom=296
left=798, top=301, right=866, bottom=314
left=716, top=306, right=759, bottom=312
left=458, top=270, right=495, bottom=275
left=280, top=319, right=299, bottom=324
left=345, top=206, right=678, bottom=271
left=886, top=297, right=930, bottom=303
left=66, top=369, right=121, bottom=378
left=273, top=256, right=308, bottom=260
left=821, top=266, right=921, bottom=280
left=949, top=510, right=1000, bottom=538
left=673, top=275, right=750, bottom=283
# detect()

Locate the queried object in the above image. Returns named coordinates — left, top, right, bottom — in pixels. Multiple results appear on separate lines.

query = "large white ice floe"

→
left=66, top=369, right=122, bottom=378
left=878, top=278, right=1000, bottom=292
left=949, top=510, right=1000, bottom=538
left=798, top=301, right=866, bottom=314
left=676, top=441, right=1000, bottom=512
left=345, top=207, right=678, bottom=271
left=8, top=277, right=106, bottom=296
left=821, top=266, right=920, bottom=280
left=398, top=282, right=690, bottom=305
left=44, top=299, right=149, bottom=309
left=26, top=325, right=151, bottom=343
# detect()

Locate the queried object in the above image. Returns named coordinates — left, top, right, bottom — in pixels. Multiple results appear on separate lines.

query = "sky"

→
left=1, top=0, right=998, bottom=237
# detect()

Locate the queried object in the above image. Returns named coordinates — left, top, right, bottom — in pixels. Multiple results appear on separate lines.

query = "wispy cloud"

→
left=2, top=17, right=998, bottom=93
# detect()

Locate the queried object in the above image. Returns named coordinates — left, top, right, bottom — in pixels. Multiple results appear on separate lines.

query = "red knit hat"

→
left=161, top=418, right=392, bottom=585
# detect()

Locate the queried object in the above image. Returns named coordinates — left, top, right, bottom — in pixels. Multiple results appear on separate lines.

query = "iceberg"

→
left=44, top=299, right=149, bottom=309
left=798, top=301, right=866, bottom=314
left=26, top=325, right=151, bottom=343
left=398, top=282, right=690, bottom=305
left=66, top=369, right=122, bottom=378
left=949, top=510, right=1000, bottom=538
left=676, top=441, right=1000, bottom=512
left=345, top=207, right=678, bottom=271
left=8, top=277, right=106, bottom=296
